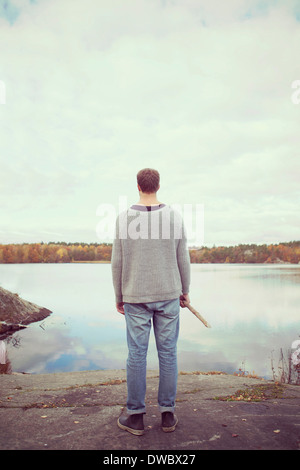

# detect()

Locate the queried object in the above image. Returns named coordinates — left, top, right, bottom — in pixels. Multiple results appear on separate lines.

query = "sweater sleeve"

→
left=176, top=222, right=191, bottom=294
left=111, top=216, right=123, bottom=303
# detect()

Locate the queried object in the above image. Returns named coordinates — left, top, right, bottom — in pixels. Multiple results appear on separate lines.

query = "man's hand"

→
left=180, top=293, right=190, bottom=308
left=116, top=302, right=125, bottom=315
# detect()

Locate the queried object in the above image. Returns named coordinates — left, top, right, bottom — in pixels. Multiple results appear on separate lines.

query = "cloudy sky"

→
left=0, top=0, right=299, bottom=247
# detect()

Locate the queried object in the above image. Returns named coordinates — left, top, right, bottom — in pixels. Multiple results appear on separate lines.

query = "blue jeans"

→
left=124, top=298, right=180, bottom=415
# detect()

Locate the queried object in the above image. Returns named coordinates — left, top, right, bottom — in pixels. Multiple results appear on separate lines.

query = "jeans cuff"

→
left=159, top=405, right=175, bottom=413
left=127, top=408, right=146, bottom=415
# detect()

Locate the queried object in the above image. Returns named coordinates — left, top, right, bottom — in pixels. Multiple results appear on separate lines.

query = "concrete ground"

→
left=0, top=369, right=299, bottom=452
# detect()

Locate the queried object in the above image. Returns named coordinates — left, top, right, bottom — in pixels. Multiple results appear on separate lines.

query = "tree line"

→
left=0, top=241, right=299, bottom=264
left=0, top=242, right=112, bottom=264
left=190, top=241, right=300, bottom=264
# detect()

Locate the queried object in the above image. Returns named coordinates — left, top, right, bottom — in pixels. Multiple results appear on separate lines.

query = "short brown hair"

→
left=137, top=168, right=160, bottom=193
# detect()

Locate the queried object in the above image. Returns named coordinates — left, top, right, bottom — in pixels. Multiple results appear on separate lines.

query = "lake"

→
left=0, top=263, right=299, bottom=380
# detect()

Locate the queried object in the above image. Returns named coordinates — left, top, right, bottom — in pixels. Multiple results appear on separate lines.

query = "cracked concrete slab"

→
left=0, top=370, right=299, bottom=450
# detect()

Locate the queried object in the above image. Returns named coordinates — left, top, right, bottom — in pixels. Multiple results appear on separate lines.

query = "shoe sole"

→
left=162, top=417, right=178, bottom=433
left=117, top=418, right=145, bottom=436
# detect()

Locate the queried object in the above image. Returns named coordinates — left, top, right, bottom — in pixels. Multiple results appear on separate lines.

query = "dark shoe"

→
left=161, top=412, right=178, bottom=432
left=117, top=413, right=145, bottom=436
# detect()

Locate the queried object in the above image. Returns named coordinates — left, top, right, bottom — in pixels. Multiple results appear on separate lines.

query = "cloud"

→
left=0, top=0, right=299, bottom=245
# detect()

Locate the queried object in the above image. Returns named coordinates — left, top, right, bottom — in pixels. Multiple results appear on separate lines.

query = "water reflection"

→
left=4, top=312, right=128, bottom=374
left=0, top=263, right=299, bottom=380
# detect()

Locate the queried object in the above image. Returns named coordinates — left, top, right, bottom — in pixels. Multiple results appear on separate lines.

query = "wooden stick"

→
left=182, top=301, right=211, bottom=328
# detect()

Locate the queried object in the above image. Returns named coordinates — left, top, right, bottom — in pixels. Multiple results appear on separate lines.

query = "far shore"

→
left=70, top=260, right=111, bottom=263
left=1, top=260, right=299, bottom=265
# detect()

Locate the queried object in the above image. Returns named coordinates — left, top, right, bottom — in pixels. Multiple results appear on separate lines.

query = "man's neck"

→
left=137, top=192, right=161, bottom=206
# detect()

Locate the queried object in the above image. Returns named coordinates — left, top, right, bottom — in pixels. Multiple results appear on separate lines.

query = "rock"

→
left=0, top=287, right=52, bottom=338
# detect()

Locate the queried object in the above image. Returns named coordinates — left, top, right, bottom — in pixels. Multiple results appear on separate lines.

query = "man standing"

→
left=111, top=168, right=191, bottom=435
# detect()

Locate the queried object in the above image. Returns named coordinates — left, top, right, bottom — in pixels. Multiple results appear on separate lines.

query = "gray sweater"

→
left=111, top=204, right=191, bottom=303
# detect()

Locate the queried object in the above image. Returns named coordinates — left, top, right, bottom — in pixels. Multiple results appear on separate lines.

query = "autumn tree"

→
left=2, top=245, right=15, bottom=263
